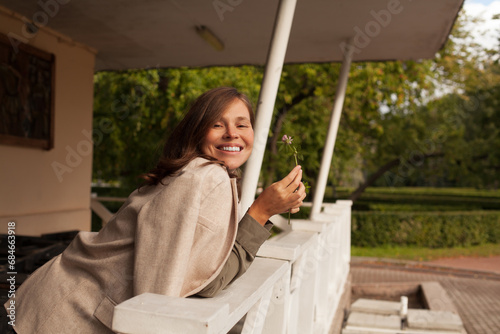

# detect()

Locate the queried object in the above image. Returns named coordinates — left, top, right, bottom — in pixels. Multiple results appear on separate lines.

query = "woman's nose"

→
left=224, top=126, right=239, bottom=139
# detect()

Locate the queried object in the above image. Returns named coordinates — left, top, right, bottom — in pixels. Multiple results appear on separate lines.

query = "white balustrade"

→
left=113, top=257, right=291, bottom=334
left=112, top=200, right=352, bottom=334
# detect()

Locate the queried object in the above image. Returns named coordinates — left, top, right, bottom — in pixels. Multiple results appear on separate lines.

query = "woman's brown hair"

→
left=141, top=87, right=254, bottom=186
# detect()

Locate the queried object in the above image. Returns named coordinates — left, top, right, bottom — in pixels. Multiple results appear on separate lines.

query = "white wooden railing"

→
left=109, top=200, right=352, bottom=334
left=90, top=193, right=126, bottom=227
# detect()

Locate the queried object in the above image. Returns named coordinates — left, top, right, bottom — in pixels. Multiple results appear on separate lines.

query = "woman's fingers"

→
left=287, top=169, right=303, bottom=192
left=276, top=166, right=302, bottom=199
left=296, top=181, right=306, bottom=201
left=281, top=165, right=302, bottom=188
left=288, top=182, right=306, bottom=209
left=249, top=166, right=307, bottom=221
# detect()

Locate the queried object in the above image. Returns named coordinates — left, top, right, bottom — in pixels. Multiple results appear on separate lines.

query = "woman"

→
left=6, top=87, right=306, bottom=333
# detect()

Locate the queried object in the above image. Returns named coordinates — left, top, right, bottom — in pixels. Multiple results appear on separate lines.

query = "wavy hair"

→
left=141, top=87, right=254, bottom=186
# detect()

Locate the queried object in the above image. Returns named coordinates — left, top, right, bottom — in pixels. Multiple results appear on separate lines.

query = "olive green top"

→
left=197, top=212, right=273, bottom=297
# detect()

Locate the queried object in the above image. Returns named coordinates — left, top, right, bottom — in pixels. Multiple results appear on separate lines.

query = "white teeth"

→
left=221, top=146, right=241, bottom=152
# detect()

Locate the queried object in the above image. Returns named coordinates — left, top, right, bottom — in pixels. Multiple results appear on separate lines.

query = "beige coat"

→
left=7, top=158, right=239, bottom=333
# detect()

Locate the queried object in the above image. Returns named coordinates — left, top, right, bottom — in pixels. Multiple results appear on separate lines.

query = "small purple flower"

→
left=282, top=134, right=293, bottom=145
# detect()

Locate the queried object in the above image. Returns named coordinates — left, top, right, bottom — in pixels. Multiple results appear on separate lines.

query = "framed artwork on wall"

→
left=0, top=33, right=55, bottom=150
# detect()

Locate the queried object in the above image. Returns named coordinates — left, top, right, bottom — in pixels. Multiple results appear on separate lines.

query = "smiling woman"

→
left=200, top=98, right=254, bottom=170
left=142, top=87, right=255, bottom=183
left=5, top=87, right=306, bottom=334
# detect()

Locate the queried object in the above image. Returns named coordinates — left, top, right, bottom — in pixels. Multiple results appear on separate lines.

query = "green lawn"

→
left=352, top=243, right=500, bottom=262
left=334, top=187, right=500, bottom=198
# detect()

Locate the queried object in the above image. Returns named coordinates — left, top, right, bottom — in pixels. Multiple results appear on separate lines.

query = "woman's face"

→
left=201, top=99, right=254, bottom=170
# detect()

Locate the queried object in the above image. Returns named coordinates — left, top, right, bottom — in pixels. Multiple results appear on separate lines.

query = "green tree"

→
left=347, top=10, right=500, bottom=199
left=264, top=59, right=433, bottom=201
left=91, top=8, right=499, bottom=199
left=93, top=66, right=262, bottom=192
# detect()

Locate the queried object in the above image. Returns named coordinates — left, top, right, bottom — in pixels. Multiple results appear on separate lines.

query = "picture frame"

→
left=0, top=33, right=55, bottom=150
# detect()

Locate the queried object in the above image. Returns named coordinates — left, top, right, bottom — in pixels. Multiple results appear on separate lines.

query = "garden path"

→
left=351, top=256, right=500, bottom=334
left=427, top=255, right=500, bottom=274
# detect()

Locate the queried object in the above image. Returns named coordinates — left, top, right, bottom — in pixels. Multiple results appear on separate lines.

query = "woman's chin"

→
left=226, top=162, right=243, bottom=170
left=215, top=155, right=249, bottom=170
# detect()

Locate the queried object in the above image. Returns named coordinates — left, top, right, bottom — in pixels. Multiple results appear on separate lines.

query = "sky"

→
left=463, top=0, right=500, bottom=49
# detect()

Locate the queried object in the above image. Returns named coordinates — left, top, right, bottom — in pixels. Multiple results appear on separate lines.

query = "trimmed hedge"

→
left=351, top=211, right=500, bottom=248
left=332, top=187, right=500, bottom=211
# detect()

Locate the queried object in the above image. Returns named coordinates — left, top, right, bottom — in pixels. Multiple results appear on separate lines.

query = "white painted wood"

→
left=112, top=293, right=229, bottom=334
left=313, top=223, right=336, bottom=327
left=311, top=45, right=354, bottom=218
left=291, top=219, right=329, bottom=233
left=216, top=258, right=290, bottom=334
left=113, top=258, right=289, bottom=334
left=336, top=200, right=354, bottom=206
left=313, top=259, right=329, bottom=327
left=261, top=267, right=291, bottom=334
left=287, top=289, right=301, bottom=334
left=241, top=289, right=273, bottom=334
left=262, top=203, right=351, bottom=333
left=240, top=0, right=298, bottom=213
left=113, top=200, right=352, bottom=334
left=90, top=198, right=113, bottom=225
left=321, top=205, right=351, bottom=331
left=269, top=214, right=292, bottom=233
left=295, top=247, right=317, bottom=334
left=256, top=230, right=317, bottom=261
left=258, top=200, right=351, bottom=334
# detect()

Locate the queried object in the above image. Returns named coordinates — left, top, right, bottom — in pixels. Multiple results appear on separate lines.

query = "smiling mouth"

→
left=218, top=146, right=242, bottom=152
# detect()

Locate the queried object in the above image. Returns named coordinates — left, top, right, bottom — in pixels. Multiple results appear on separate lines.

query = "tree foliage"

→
left=92, top=9, right=500, bottom=198
left=93, top=66, right=262, bottom=191
left=349, top=10, right=500, bottom=197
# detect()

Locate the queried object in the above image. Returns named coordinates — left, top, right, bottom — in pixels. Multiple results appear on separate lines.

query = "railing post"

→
left=90, top=197, right=113, bottom=226
left=310, top=42, right=353, bottom=219
left=261, top=266, right=291, bottom=334
left=240, top=0, right=298, bottom=212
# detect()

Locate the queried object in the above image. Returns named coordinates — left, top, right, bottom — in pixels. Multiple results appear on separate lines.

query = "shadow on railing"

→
left=107, top=200, right=352, bottom=334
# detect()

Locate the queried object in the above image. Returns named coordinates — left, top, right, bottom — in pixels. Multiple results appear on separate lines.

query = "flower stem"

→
left=288, top=151, right=299, bottom=225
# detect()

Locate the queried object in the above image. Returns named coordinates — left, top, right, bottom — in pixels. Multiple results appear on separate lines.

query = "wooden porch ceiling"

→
left=0, top=0, right=464, bottom=71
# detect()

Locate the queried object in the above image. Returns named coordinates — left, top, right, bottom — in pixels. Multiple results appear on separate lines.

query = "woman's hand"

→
left=247, top=165, right=307, bottom=225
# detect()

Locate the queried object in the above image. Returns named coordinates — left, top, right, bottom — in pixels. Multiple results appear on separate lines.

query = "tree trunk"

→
left=349, top=152, right=445, bottom=202
left=348, top=158, right=400, bottom=202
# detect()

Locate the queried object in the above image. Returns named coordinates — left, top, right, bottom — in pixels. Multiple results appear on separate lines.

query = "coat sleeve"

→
left=196, top=213, right=272, bottom=297
left=133, top=165, right=236, bottom=298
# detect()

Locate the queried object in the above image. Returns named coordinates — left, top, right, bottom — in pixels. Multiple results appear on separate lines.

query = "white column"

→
left=310, top=44, right=353, bottom=219
left=240, top=0, right=297, bottom=212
